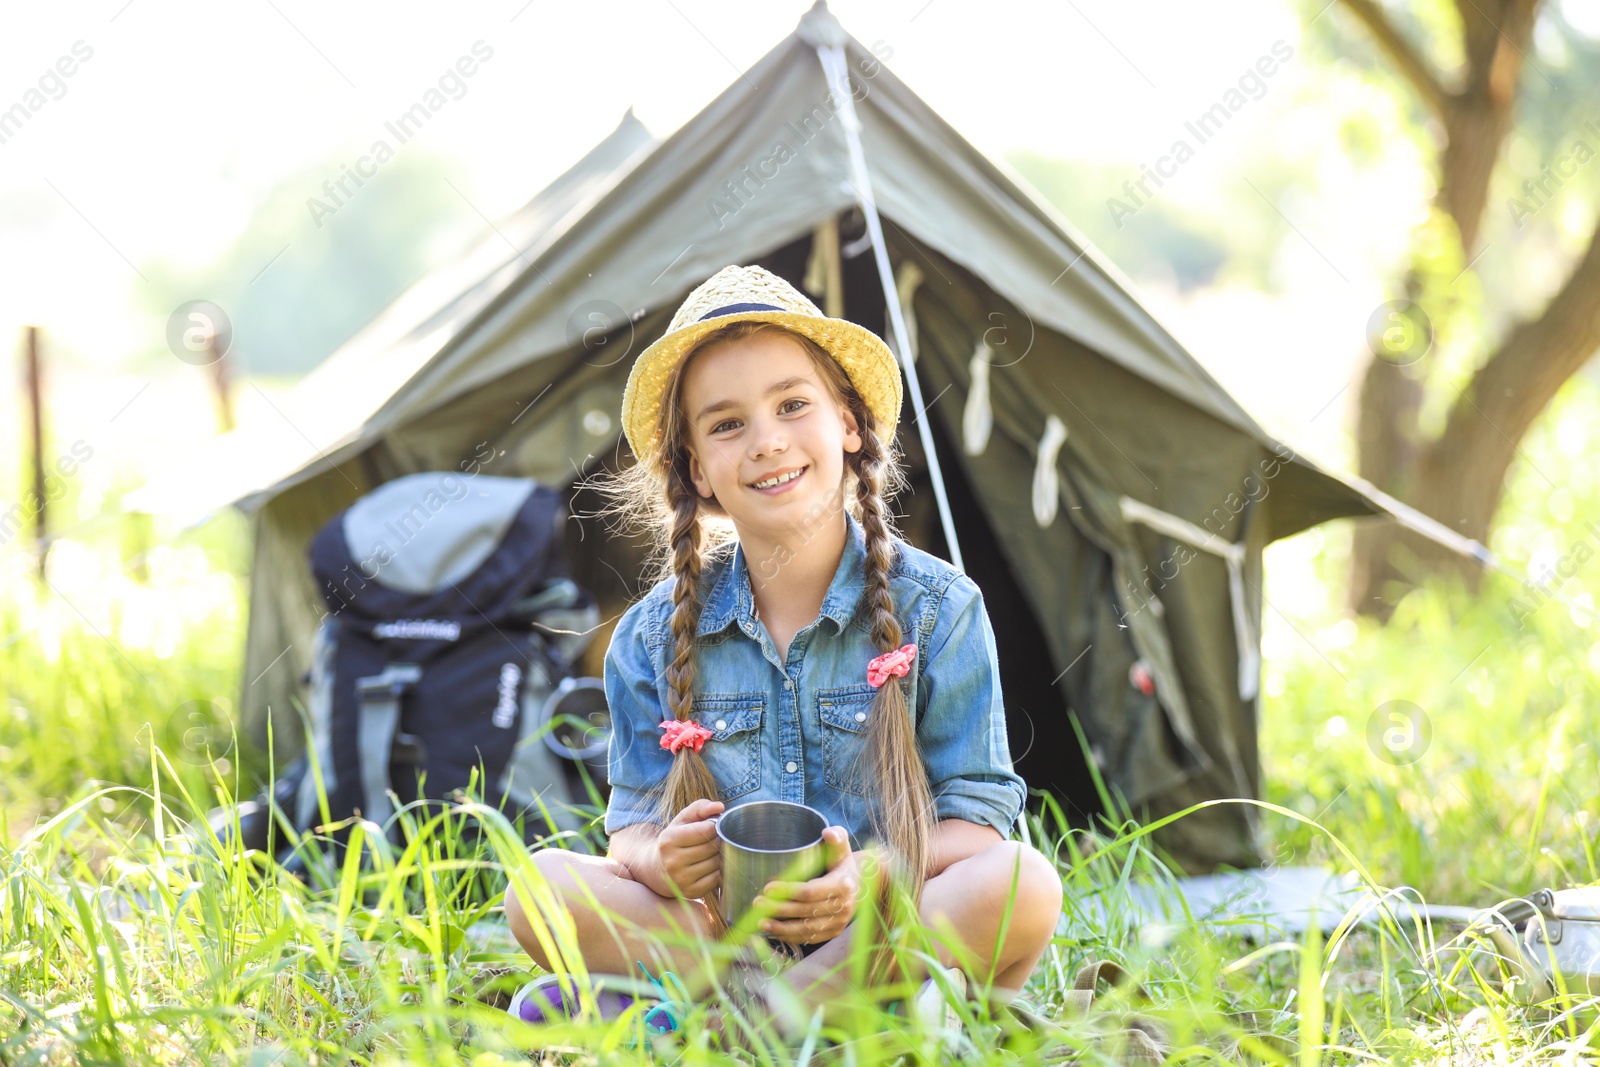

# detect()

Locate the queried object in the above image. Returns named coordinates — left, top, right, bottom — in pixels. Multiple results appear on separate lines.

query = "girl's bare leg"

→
left=504, top=839, right=1063, bottom=1034
left=504, top=848, right=730, bottom=997
left=769, top=840, right=1063, bottom=1019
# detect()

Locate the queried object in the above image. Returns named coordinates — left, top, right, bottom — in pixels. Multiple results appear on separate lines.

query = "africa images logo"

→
left=305, top=41, right=494, bottom=228
left=0, top=40, right=94, bottom=148
left=1106, top=39, right=1294, bottom=230
left=1508, top=518, right=1600, bottom=625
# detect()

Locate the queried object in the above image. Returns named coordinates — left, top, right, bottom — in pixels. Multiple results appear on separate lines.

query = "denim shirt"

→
left=602, top=509, right=1027, bottom=852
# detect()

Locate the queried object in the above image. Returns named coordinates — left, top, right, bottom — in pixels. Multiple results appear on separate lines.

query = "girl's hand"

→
left=755, top=827, right=876, bottom=945
left=657, top=799, right=724, bottom=901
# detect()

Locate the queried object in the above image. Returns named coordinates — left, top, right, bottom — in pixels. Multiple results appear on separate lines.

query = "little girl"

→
left=505, top=264, right=1062, bottom=1035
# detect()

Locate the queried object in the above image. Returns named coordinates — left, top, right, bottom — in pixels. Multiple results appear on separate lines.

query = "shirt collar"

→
left=698, top=509, right=869, bottom=638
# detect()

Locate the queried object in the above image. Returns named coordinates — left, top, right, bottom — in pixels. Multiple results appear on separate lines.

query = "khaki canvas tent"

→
left=162, top=4, right=1431, bottom=872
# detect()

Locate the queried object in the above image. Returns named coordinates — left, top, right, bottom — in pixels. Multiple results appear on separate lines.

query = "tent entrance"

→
left=909, top=399, right=1105, bottom=834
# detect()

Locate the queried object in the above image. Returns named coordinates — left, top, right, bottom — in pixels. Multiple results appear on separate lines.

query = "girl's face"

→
left=678, top=329, right=862, bottom=537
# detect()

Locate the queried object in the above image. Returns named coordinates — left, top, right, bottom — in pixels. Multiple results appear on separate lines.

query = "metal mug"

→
left=711, top=800, right=829, bottom=932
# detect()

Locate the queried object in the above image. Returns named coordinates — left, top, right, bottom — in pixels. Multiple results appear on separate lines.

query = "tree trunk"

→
left=1355, top=203, right=1600, bottom=609
left=1347, top=275, right=1427, bottom=615
left=1408, top=223, right=1600, bottom=572
left=1441, top=0, right=1533, bottom=251
left=1339, top=0, right=1571, bottom=617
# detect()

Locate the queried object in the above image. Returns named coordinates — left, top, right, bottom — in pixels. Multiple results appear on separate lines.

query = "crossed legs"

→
left=505, top=838, right=1062, bottom=1012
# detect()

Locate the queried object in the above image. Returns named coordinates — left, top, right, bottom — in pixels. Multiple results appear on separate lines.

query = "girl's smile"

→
left=749, top=464, right=807, bottom=494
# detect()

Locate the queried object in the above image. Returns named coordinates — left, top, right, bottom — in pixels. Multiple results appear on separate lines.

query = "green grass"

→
left=5, top=379, right=1600, bottom=1064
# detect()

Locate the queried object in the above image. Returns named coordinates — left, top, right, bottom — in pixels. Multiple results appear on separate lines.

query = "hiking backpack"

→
left=294, top=472, right=609, bottom=853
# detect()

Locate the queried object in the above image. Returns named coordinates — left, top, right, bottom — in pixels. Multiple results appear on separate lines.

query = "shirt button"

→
left=855, top=711, right=867, bottom=723
left=715, top=719, right=726, bottom=730
left=785, top=680, right=794, bottom=690
left=786, top=761, right=798, bottom=773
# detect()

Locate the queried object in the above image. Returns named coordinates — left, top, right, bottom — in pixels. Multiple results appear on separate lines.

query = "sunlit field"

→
left=4, top=379, right=1600, bottom=1065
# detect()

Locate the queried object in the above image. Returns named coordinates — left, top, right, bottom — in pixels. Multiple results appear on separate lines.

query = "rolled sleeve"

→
left=602, top=598, right=674, bottom=835
left=915, top=576, right=1028, bottom=839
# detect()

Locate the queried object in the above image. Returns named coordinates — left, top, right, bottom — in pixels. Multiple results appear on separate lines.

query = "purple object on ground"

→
left=517, top=982, right=565, bottom=1023
left=518, top=982, right=637, bottom=1023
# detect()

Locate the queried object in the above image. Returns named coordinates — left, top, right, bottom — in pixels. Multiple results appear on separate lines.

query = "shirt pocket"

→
left=817, top=683, right=877, bottom=797
left=690, top=694, right=765, bottom=800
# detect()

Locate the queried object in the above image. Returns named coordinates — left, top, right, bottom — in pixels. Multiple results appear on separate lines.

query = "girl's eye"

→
left=710, top=399, right=806, bottom=435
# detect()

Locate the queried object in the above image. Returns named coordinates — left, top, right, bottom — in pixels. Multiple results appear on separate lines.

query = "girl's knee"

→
left=503, top=849, right=617, bottom=963
left=982, top=841, right=1064, bottom=931
left=504, top=849, right=717, bottom=971
left=504, top=849, right=556, bottom=959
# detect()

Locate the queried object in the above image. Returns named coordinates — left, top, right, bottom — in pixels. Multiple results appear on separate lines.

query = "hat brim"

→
left=622, top=309, right=903, bottom=464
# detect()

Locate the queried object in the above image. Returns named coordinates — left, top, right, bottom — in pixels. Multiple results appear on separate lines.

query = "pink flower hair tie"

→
left=658, top=718, right=715, bottom=755
left=866, top=643, right=918, bottom=688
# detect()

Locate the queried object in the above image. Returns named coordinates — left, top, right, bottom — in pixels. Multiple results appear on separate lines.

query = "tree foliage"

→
left=1317, top=0, right=1600, bottom=615
left=140, top=150, right=470, bottom=376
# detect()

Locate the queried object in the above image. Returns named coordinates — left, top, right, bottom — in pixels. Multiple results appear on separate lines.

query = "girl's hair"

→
left=596, top=320, right=935, bottom=987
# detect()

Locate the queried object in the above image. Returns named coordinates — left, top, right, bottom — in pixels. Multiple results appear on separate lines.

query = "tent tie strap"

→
left=893, top=259, right=924, bottom=365
left=1032, top=415, right=1069, bottom=528
left=964, top=340, right=993, bottom=456
left=804, top=217, right=845, bottom=318
left=1118, top=495, right=1260, bottom=702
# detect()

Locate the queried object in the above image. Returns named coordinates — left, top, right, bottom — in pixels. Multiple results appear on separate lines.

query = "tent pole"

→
left=816, top=44, right=964, bottom=573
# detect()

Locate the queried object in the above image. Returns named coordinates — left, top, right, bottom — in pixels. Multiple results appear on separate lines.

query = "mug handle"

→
left=707, top=814, right=724, bottom=872
left=706, top=814, right=725, bottom=914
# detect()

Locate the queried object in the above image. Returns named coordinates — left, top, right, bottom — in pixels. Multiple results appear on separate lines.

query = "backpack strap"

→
left=1063, top=959, right=1143, bottom=1016
left=354, top=663, right=421, bottom=835
left=1060, top=959, right=1168, bottom=1064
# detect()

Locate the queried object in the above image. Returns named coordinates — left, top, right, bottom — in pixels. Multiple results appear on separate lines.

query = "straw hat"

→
left=620, top=264, right=902, bottom=464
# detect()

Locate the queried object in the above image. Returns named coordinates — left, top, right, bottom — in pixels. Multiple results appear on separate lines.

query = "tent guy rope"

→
left=815, top=41, right=964, bottom=574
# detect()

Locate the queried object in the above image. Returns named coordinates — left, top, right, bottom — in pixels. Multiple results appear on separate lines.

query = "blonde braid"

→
left=648, top=457, right=734, bottom=941
left=662, top=461, right=704, bottom=728
left=849, top=422, right=937, bottom=994
left=649, top=460, right=726, bottom=819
